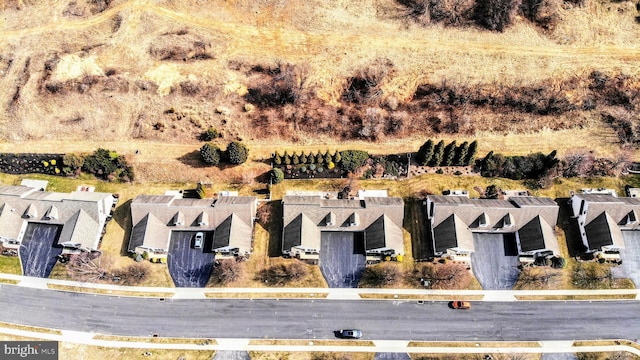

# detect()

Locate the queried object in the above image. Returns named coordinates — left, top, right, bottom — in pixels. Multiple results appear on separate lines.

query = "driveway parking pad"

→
left=167, top=231, right=214, bottom=287
left=19, top=223, right=63, bottom=278
left=320, top=232, right=366, bottom=288
left=621, top=231, right=640, bottom=287
left=471, top=233, right=520, bottom=290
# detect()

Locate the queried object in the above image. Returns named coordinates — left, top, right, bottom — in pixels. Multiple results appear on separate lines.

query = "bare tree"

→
left=67, top=252, right=112, bottom=282
left=561, top=151, right=593, bottom=177
left=359, top=107, right=387, bottom=140
left=360, top=262, right=401, bottom=288
left=210, top=259, right=243, bottom=285
left=256, top=261, right=308, bottom=286
left=515, top=268, right=560, bottom=289
left=572, top=262, right=613, bottom=289
left=414, top=262, right=472, bottom=289
left=113, top=262, right=150, bottom=286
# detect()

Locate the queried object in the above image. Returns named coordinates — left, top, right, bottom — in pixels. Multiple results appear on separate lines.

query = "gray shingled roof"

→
left=282, top=195, right=404, bottom=254
left=571, top=193, right=640, bottom=250
left=213, top=214, right=253, bottom=252
left=130, top=213, right=170, bottom=251
left=574, top=194, right=640, bottom=226
left=0, top=185, right=114, bottom=250
left=427, top=195, right=559, bottom=254
left=585, top=212, right=625, bottom=249
left=129, top=194, right=257, bottom=254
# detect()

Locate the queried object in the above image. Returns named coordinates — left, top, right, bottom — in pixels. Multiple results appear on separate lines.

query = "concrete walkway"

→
left=0, top=326, right=639, bottom=356
left=2, top=273, right=638, bottom=301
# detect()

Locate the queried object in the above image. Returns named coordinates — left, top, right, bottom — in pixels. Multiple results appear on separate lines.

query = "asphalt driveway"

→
left=471, top=233, right=520, bottom=290
left=167, top=231, right=214, bottom=288
left=320, top=232, right=366, bottom=288
left=621, top=231, right=640, bottom=287
left=19, top=223, right=63, bottom=278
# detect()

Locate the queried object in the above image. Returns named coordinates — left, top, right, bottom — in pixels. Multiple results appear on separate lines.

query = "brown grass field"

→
left=0, top=0, right=637, bottom=180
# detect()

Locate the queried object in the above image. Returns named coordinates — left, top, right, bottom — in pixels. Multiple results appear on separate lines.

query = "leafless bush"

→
left=572, top=262, right=612, bottom=289
left=397, top=0, right=475, bottom=26
left=112, top=262, right=150, bottom=286
left=589, top=71, right=640, bottom=109
left=210, top=259, right=243, bottom=285
left=67, top=252, right=112, bottom=282
left=474, top=0, right=522, bottom=32
left=601, top=109, right=640, bottom=146
left=412, top=262, right=472, bottom=289
left=90, top=0, right=113, bottom=14
left=358, top=107, right=387, bottom=140
left=149, top=36, right=213, bottom=62
left=245, top=62, right=312, bottom=108
left=521, top=0, right=561, bottom=30
left=256, top=261, right=307, bottom=286
left=515, top=267, right=560, bottom=289
left=180, top=81, right=200, bottom=96
left=44, top=82, right=64, bottom=94
left=561, top=151, right=594, bottom=177
left=342, top=59, right=394, bottom=104
left=428, top=0, right=476, bottom=25
left=360, top=262, right=401, bottom=287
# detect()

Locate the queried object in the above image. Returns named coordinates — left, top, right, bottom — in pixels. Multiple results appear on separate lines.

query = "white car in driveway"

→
left=194, top=232, right=204, bottom=249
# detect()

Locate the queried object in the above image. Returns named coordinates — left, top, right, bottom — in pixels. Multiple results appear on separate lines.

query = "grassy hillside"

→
left=0, top=0, right=638, bottom=181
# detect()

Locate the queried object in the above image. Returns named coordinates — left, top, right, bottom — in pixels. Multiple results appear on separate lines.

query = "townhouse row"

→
left=0, top=182, right=636, bottom=270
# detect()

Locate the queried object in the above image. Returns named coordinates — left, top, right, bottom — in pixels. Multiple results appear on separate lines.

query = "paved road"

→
left=0, top=285, right=638, bottom=341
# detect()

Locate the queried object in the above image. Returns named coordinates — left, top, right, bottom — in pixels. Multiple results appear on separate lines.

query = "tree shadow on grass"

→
left=114, top=199, right=133, bottom=256
left=555, top=197, right=587, bottom=258
left=177, top=150, right=212, bottom=168
left=257, top=201, right=283, bottom=257
left=404, top=198, right=433, bottom=261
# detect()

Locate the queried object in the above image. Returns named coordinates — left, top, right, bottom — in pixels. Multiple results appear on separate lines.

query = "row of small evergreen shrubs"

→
left=415, top=139, right=478, bottom=167
left=272, top=150, right=340, bottom=167
left=272, top=149, right=370, bottom=174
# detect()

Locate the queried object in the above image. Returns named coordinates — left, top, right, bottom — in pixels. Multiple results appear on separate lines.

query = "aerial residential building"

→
left=281, top=190, right=405, bottom=260
left=569, top=189, right=640, bottom=259
left=426, top=192, right=560, bottom=265
left=0, top=183, right=115, bottom=252
left=128, top=192, right=257, bottom=261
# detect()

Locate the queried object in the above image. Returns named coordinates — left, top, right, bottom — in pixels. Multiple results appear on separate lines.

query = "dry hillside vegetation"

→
left=0, top=0, right=638, bottom=160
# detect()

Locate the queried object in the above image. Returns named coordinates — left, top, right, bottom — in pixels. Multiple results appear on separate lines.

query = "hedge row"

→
left=416, top=139, right=478, bottom=167
left=272, top=150, right=340, bottom=167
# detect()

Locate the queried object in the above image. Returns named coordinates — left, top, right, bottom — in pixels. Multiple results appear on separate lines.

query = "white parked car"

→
left=194, top=232, right=204, bottom=249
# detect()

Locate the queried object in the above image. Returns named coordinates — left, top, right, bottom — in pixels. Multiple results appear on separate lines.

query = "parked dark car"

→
left=336, top=329, right=362, bottom=339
